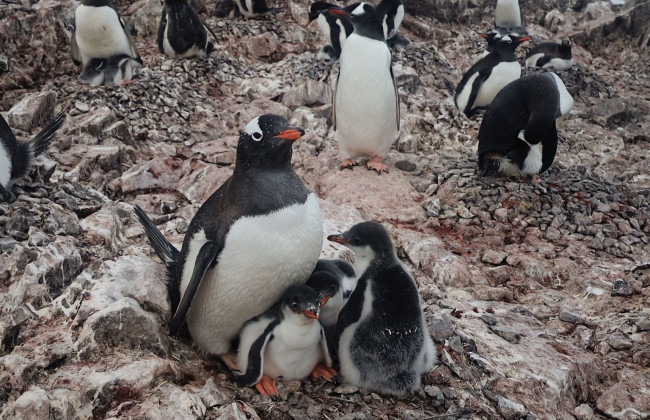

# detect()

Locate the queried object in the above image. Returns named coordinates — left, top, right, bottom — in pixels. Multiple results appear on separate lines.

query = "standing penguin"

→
left=236, top=284, right=336, bottom=396
left=331, top=6, right=400, bottom=173
left=376, top=0, right=404, bottom=40
left=525, top=40, right=574, bottom=70
left=134, top=114, right=323, bottom=357
left=494, top=0, right=522, bottom=32
left=452, top=34, right=530, bottom=117
left=0, top=112, right=65, bottom=201
left=478, top=73, right=574, bottom=180
left=307, top=1, right=355, bottom=62
left=157, top=0, right=218, bottom=59
left=328, top=222, right=436, bottom=397
left=479, top=30, right=500, bottom=57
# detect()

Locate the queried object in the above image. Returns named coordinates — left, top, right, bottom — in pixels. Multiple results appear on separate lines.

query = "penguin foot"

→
left=340, top=159, right=356, bottom=171
left=122, top=80, right=134, bottom=86
left=219, top=352, right=239, bottom=372
left=255, top=375, right=279, bottom=397
left=310, top=364, right=337, bottom=382
left=366, top=156, right=388, bottom=174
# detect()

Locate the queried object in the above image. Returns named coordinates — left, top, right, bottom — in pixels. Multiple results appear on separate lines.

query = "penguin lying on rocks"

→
left=134, top=114, right=323, bottom=366
left=525, top=40, right=574, bottom=70
left=235, top=284, right=337, bottom=396
left=328, top=222, right=436, bottom=397
left=0, top=112, right=65, bottom=201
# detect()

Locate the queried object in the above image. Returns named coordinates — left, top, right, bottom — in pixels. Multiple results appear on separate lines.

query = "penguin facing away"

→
left=478, top=72, right=574, bottom=180
left=453, top=34, right=530, bottom=117
left=330, top=6, right=400, bottom=173
left=236, top=285, right=336, bottom=396
left=71, top=0, right=143, bottom=84
left=0, top=112, right=65, bottom=202
left=157, top=0, right=218, bottom=59
left=134, top=114, right=324, bottom=357
left=328, top=222, right=436, bottom=397
left=525, top=40, right=574, bottom=70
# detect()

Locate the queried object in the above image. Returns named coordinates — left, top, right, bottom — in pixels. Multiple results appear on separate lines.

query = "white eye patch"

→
left=502, top=35, right=512, bottom=42
left=244, top=116, right=263, bottom=141
left=351, top=3, right=366, bottom=15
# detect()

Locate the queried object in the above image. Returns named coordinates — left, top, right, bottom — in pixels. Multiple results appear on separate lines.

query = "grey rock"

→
left=395, top=160, right=417, bottom=172
left=636, top=317, right=650, bottom=332
left=490, top=326, right=521, bottom=344
left=6, top=91, right=57, bottom=131
left=424, top=385, right=445, bottom=406
left=481, top=315, right=498, bottom=326
left=429, top=314, right=455, bottom=342
left=79, top=203, right=125, bottom=252
left=611, top=279, right=633, bottom=296
left=245, top=33, right=279, bottom=60
left=0, top=386, right=50, bottom=420
left=282, top=79, right=332, bottom=109
left=214, top=402, right=261, bottom=420
left=70, top=106, right=116, bottom=137
left=497, top=395, right=527, bottom=420
left=607, top=332, right=633, bottom=350
left=574, top=403, right=594, bottom=420
left=494, top=208, right=508, bottom=223
left=482, top=249, right=507, bottom=265
left=7, top=207, right=35, bottom=239
left=559, top=307, right=586, bottom=325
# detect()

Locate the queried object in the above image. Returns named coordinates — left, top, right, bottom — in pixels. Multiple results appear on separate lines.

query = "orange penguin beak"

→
left=301, top=310, right=319, bottom=319
left=479, top=33, right=488, bottom=38
left=320, top=296, right=331, bottom=306
left=274, top=127, right=305, bottom=141
left=519, top=36, right=531, bottom=42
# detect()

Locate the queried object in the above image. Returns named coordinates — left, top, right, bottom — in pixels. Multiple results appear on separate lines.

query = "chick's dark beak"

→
left=274, top=126, right=305, bottom=141
left=327, top=233, right=348, bottom=244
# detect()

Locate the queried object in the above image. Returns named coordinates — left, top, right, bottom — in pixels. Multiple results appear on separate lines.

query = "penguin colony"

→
left=1, top=0, right=581, bottom=401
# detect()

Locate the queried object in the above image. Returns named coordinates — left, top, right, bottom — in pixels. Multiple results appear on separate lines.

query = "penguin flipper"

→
left=390, top=65, right=400, bottom=131
left=199, top=15, right=219, bottom=44
left=118, top=16, right=143, bottom=65
left=236, top=317, right=278, bottom=386
left=0, top=184, right=11, bottom=202
left=319, top=326, right=334, bottom=367
left=442, top=77, right=456, bottom=97
left=168, top=241, right=222, bottom=335
left=156, top=9, right=167, bottom=55
left=463, top=70, right=490, bottom=116
left=332, top=71, right=340, bottom=130
left=11, top=111, right=65, bottom=181
left=71, top=30, right=81, bottom=66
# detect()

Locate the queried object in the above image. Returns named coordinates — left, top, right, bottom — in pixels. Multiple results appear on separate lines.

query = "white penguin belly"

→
left=162, top=24, right=177, bottom=58
left=522, top=142, right=543, bottom=175
left=473, top=61, right=520, bottom=109
left=75, top=6, right=134, bottom=64
left=338, top=281, right=374, bottom=385
left=0, top=143, right=12, bottom=188
left=182, top=194, right=323, bottom=355
left=264, top=321, right=324, bottom=379
left=525, top=53, right=544, bottom=68
left=495, top=0, right=521, bottom=27
left=548, top=72, right=574, bottom=117
left=543, top=57, right=574, bottom=71
left=335, top=35, right=398, bottom=159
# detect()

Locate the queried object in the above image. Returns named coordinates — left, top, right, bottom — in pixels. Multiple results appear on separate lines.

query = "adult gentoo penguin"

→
left=328, top=222, right=436, bottom=397
left=480, top=31, right=500, bottom=57
left=525, top=40, right=574, bottom=70
left=478, top=73, right=574, bottom=180
left=157, top=0, right=218, bottom=59
left=236, top=285, right=336, bottom=396
left=134, top=114, right=324, bottom=356
left=452, top=34, right=530, bottom=117
left=71, top=0, right=142, bottom=83
left=331, top=6, right=400, bottom=173
left=494, top=0, right=522, bottom=31
left=376, top=0, right=404, bottom=40
left=0, top=112, right=65, bottom=201
left=307, top=1, right=354, bottom=61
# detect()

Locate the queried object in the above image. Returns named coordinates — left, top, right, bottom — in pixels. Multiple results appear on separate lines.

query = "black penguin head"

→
left=308, top=1, right=336, bottom=24
left=328, top=3, right=383, bottom=40
left=306, top=271, right=341, bottom=307
left=494, top=34, right=531, bottom=52
left=327, top=222, right=395, bottom=272
left=236, top=115, right=305, bottom=171
left=480, top=31, right=500, bottom=48
left=282, top=284, right=320, bottom=321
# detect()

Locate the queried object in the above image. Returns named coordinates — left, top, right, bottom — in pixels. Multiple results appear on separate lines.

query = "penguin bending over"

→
left=157, top=0, right=218, bottom=59
left=216, top=0, right=270, bottom=18
left=331, top=6, right=400, bottom=173
left=328, top=222, right=436, bottom=397
left=134, top=114, right=323, bottom=356
left=0, top=112, right=65, bottom=201
left=376, top=0, right=404, bottom=40
left=71, top=0, right=142, bottom=84
left=236, top=284, right=336, bottom=396
left=478, top=72, right=573, bottom=180
left=525, top=40, right=574, bottom=70
left=452, top=34, right=530, bottom=117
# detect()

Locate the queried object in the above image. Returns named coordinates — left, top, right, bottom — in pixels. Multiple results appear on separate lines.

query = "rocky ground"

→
left=0, top=0, right=648, bottom=418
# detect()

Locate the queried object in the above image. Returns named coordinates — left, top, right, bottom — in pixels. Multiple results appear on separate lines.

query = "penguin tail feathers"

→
left=480, top=157, right=501, bottom=176
left=133, top=205, right=180, bottom=273
left=28, top=111, right=65, bottom=157
left=442, top=77, right=456, bottom=97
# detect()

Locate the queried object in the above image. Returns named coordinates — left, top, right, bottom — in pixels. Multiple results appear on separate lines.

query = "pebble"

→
left=607, top=332, right=633, bottom=350
left=559, top=308, right=586, bottom=325
left=481, top=315, right=498, bottom=326
left=494, top=208, right=508, bottom=223
left=611, top=279, right=632, bottom=296
left=333, top=385, right=359, bottom=395
left=424, top=385, right=445, bottom=406
left=482, top=250, right=507, bottom=265
left=490, top=326, right=521, bottom=344
left=636, top=317, right=650, bottom=332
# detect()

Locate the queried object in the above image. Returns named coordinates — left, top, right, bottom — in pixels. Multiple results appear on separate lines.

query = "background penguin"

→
left=306, top=270, right=343, bottom=328
left=525, top=40, right=574, bottom=70
left=71, top=0, right=142, bottom=84
left=328, top=222, right=435, bottom=397
left=231, top=0, right=271, bottom=18
left=157, top=0, right=218, bottom=59
left=480, top=30, right=500, bottom=57
left=452, top=34, right=530, bottom=117
left=313, top=259, right=357, bottom=304
left=308, top=1, right=355, bottom=62
left=376, top=0, right=404, bottom=40
left=0, top=112, right=65, bottom=201
left=494, top=0, right=522, bottom=32
left=236, top=284, right=336, bottom=396
left=478, top=72, right=574, bottom=180
left=331, top=5, right=400, bottom=173
left=134, top=114, right=323, bottom=358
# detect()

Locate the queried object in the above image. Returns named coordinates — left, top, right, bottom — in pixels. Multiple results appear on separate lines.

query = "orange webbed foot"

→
left=366, top=156, right=388, bottom=174
left=219, top=352, right=239, bottom=372
left=340, top=158, right=355, bottom=170
left=255, top=375, right=278, bottom=397
left=310, top=364, right=337, bottom=382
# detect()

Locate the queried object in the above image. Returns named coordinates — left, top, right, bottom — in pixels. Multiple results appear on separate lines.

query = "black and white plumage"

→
left=307, top=1, right=355, bottom=61
left=479, top=30, right=500, bottom=57
left=0, top=112, right=65, bottom=201
left=134, top=114, right=323, bottom=356
left=328, top=222, right=436, bottom=397
left=331, top=5, right=400, bottom=173
left=525, top=40, right=574, bottom=70
left=236, top=285, right=335, bottom=396
left=376, top=0, right=404, bottom=40
left=157, top=0, right=218, bottom=59
left=71, top=0, right=142, bottom=84
left=478, top=72, right=574, bottom=178
left=494, top=0, right=522, bottom=32
left=232, top=0, right=270, bottom=18
left=306, top=259, right=357, bottom=328
left=452, top=34, right=530, bottom=117
left=78, top=54, right=135, bottom=86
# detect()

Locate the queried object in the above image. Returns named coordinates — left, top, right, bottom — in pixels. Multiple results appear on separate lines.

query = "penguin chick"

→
left=525, top=40, right=574, bottom=70
left=71, top=0, right=142, bottom=84
left=478, top=72, right=573, bottom=180
left=306, top=270, right=343, bottom=328
left=133, top=114, right=323, bottom=356
left=157, top=0, right=218, bottom=59
left=236, top=284, right=336, bottom=396
left=328, top=222, right=436, bottom=397
left=0, top=112, right=65, bottom=201
left=313, top=259, right=357, bottom=301
left=78, top=58, right=108, bottom=86
left=453, top=34, right=530, bottom=117
left=330, top=6, right=400, bottom=173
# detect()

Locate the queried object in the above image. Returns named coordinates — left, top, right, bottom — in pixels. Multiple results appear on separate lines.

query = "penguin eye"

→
left=330, top=285, right=337, bottom=292
left=291, top=302, right=298, bottom=310
left=252, top=131, right=263, bottom=141
left=353, top=236, right=361, bottom=245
